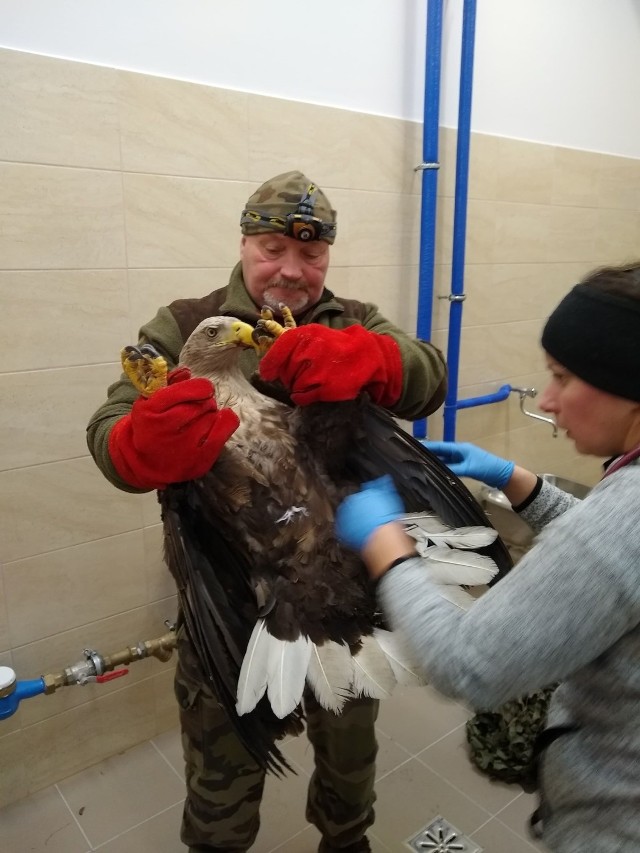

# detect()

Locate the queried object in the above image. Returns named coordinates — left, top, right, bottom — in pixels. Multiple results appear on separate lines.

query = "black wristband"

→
left=512, top=476, right=543, bottom=512
left=372, top=552, right=418, bottom=590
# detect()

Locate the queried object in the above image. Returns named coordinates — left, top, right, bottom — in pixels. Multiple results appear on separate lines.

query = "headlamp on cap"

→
left=241, top=183, right=337, bottom=243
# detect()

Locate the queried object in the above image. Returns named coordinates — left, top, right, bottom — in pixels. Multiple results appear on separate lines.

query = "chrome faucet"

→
left=511, top=387, right=558, bottom=437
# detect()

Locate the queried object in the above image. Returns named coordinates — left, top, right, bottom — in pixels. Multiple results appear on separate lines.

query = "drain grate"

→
left=405, top=815, right=482, bottom=852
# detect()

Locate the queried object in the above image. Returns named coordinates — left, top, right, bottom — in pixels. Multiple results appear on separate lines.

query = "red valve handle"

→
left=95, top=668, right=129, bottom=683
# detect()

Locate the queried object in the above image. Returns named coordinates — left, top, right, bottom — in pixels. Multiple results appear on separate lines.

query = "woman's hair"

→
left=580, top=261, right=640, bottom=303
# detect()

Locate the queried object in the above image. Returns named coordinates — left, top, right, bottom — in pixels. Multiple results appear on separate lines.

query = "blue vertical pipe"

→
left=413, top=0, right=444, bottom=440
left=442, top=0, right=478, bottom=441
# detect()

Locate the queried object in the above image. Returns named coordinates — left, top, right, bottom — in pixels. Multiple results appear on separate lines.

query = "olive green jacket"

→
left=87, top=263, right=447, bottom=492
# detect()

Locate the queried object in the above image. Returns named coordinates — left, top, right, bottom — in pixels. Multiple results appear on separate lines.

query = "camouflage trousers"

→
left=175, top=630, right=378, bottom=852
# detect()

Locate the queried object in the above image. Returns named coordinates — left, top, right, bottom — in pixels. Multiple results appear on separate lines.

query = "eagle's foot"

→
left=121, top=344, right=168, bottom=397
left=252, top=304, right=297, bottom=350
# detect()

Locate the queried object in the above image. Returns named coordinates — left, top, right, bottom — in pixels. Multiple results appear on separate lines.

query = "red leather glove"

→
left=258, top=324, right=403, bottom=407
left=108, top=367, right=240, bottom=490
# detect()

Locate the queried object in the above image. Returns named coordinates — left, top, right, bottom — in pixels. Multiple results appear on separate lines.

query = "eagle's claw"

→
left=121, top=344, right=168, bottom=397
left=252, top=304, right=297, bottom=351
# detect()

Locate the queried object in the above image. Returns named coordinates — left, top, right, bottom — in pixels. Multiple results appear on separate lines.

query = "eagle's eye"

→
left=205, top=327, right=218, bottom=339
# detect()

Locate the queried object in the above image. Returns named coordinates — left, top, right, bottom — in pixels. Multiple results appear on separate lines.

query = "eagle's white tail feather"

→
left=373, top=628, right=427, bottom=687
left=236, top=618, right=270, bottom=716
left=306, top=641, right=353, bottom=713
left=351, top=634, right=397, bottom=699
left=266, top=633, right=312, bottom=719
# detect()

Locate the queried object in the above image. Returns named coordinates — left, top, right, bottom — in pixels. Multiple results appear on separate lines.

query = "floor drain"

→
left=405, top=815, right=482, bottom=852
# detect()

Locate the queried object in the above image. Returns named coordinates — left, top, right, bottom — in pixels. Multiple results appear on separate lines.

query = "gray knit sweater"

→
left=379, top=466, right=640, bottom=852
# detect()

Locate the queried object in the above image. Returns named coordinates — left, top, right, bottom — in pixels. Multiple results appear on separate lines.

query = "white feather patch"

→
left=266, top=633, right=312, bottom=719
left=236, top=618, right=270, bottom=716
left=306, top=641, right=354, bottom=713
left=403, top=515, right=498, bottom=550
left=421, top=546, right=498, bottom=586
left=373, top=628, right=426, bottom=687
left=351, top=634, right=397, bottom=699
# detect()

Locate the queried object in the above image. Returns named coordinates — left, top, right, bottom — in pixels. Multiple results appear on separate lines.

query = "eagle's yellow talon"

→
left=252, top=304, right=298, bottom=352
left=121, top=345, right=168, bottom=397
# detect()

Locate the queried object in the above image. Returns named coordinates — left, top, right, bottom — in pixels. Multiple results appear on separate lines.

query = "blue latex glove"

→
left=423, top=440, right=515, bottom=489
left=335, top=475, right=404, bottom=551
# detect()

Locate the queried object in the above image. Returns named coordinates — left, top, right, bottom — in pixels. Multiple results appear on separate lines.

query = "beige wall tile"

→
left=492, top=201, right=551, bottom=264
left=4, top=531, right=146, bottom=646
left=545, top=205, right=599, bottom=263
left=0, top=163, right=126, bottom=269
left=0, top=730, right=28, bottom=808
left=0, top=574, right=10, bottom=653
left=552, top=146, right=602, bottom=207
left=153, top=668, right=179, bottom=734
left=0, top=48, right=120, bottom=170
left=597, top=153, right=640, bottom=210
left=468, top=132, right=500, bottom=201
left=127, top=267, right=234, bottom=340
left=347, top=113, right=422, bottom=194
left=346, top=265, right=419, bottom=333
left=12, top=605, right=170, bottom=726
left=595, top=208, right=640, bottom=262
left=0, top=458, right=145, bottom=562
left=0, top=270, right=129, bottom=372
left=347, top=190, right=420, bottom=267
left=123, top=173, right=249, bottom=268
left=247, top=95, right=352, bottom=187
left=144, top=524, right=177, bottom=603
left=457, top=319, right=546, bottom=388
left=495, top=137, right=554, bottom=205
left=23, top=680, right=156, bottom=794
left=119, top=70, right=249, bottom=178
left=0, top=365, right=122, bottom=471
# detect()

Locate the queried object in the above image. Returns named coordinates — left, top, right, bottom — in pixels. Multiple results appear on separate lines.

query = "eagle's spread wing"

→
left=121, top=316, right=513, bottom=775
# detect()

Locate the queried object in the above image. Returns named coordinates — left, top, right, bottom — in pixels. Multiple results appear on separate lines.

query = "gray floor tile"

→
left=0, top=785, right=90, bottom=853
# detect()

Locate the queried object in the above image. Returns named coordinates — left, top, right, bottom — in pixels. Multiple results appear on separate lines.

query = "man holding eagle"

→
left=87, top=171, right=494, bottom=852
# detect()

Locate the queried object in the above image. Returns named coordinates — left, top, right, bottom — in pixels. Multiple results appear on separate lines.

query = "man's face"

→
left=240, top=233, right=330, bottom=316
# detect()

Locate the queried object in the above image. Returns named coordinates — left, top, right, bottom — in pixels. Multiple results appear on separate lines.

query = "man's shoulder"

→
left=167, top=286, right=238, bottom=343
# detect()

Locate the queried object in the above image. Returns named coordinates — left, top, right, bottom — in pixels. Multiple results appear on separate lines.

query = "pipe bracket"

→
left=413, top=161, right=440, bottom=171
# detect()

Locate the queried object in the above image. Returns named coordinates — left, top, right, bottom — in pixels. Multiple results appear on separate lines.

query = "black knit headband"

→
left=541, top=284, right=640, bottom=402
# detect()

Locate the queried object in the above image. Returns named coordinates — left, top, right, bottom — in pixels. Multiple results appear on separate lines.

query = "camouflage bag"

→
left=465, top=684, right=557, bottom=789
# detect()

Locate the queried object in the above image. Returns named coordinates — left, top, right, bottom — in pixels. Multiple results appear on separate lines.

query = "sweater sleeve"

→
left=376, top=467, right=640, bottom=710
left=85, top=306, right=184, bottom=492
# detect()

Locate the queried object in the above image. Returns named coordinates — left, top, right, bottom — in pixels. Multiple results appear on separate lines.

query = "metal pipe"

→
left=442, top=0, right=478, bottom=441
left=0, top=628, right=177, bottom=720
left=413, top=0, right=444, bottom=440
left=455, top=384, right=511, bottom=410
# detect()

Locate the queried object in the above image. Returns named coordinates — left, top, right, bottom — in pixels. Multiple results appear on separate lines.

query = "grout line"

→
left=91, top=798, right=185, bottom=850
left=150, top=735, right=186, bottom=783
left=56, top=783, right=94, bottom=850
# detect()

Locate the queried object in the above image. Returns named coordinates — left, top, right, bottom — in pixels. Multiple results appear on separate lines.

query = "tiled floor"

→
left=0, top=685, right=547, bottom=852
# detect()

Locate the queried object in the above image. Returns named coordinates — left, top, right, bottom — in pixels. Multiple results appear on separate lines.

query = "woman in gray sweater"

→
left=336, top=262, right=640, bottom=852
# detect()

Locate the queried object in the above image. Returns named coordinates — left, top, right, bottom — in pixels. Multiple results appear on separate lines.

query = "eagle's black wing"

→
left=295, top=397, right=514, bottom=581
left=160, top=482, right=304, bottom=776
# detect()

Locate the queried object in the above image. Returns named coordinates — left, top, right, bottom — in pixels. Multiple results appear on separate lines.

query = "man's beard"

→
left=262, top=280, right=312, bottom=316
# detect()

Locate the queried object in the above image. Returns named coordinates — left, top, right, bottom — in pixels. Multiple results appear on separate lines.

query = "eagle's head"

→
left=179, top=316, right=257, bottom=374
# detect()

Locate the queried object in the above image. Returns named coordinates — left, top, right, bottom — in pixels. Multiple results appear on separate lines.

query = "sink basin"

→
left=540, top=474, right=590, bottom=500
left=480, top=473, right=590, bottom=563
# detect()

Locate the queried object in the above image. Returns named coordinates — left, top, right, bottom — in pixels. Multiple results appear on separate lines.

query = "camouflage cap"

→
left=240, top=170, right=337, bottom=244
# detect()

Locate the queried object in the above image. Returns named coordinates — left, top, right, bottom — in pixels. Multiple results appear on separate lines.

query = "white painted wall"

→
left=2, top=0, right=639, bottom=157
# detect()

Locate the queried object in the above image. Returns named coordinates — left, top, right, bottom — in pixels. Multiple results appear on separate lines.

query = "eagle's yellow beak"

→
left=231, top=320, right=260, bottom=350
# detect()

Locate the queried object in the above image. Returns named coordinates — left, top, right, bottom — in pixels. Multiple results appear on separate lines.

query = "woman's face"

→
left=538, top=356, right=640, bottom=456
